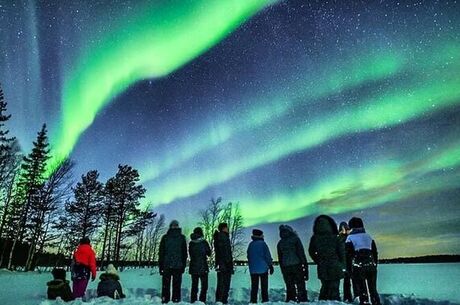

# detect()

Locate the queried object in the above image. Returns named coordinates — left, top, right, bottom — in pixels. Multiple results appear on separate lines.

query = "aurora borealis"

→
left=1, top=0, right=460, bottom=258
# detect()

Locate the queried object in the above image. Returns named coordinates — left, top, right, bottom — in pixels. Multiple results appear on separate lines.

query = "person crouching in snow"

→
left=277, top=225, right=309, bottom=302
left=308, top=215, right=345, bottom=301
left=97, top=264, right=125, bottom=299
left=47, top=268, right=74, bottom=302
left=247, top=229, right=274, bottom=303
left=346, top=217, right=381, bottom=305
left=71, top=237, right=97, bottom=299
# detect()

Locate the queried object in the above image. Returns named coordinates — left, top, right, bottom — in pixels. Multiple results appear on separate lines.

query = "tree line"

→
left=0, top=85, right=244, bottom=271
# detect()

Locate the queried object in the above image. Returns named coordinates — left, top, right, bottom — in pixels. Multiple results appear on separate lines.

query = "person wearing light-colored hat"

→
left=97, top=264, right=125, bottom=299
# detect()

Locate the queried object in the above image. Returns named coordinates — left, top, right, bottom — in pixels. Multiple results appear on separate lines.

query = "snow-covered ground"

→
left=0, top=264, right=459, bottom=305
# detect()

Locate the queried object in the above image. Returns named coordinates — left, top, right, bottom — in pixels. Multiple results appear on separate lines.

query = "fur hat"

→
left=252, top=229, right=264, bottom=237
left=169, top=220, right=180, bottom=229
left=348, top=217, right=364, bottom=229
left=52, top=268, right=66, bottom=280
left=106, top=264, right=118, bottom=276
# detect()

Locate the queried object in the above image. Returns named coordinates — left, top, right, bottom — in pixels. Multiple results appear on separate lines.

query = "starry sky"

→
left=1, top=0, right=460, bottom=259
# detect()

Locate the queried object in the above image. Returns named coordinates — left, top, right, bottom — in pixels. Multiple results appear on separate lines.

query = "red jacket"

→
left=74, top=244, right=97, bottom=278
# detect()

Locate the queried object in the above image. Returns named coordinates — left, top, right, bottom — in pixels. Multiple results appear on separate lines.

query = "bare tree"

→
left=198, top=197, right=245, bottom=264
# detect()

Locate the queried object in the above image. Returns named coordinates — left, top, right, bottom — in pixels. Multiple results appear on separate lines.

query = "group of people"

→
left=46, top=215, right=380, bottom=305
left=46, top=237, right=125, bottom=302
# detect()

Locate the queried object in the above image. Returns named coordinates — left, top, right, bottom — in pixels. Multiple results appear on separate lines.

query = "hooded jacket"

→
left=47, top=279, right=74, bottom=302
left=159, top=227, right=187, bottom=271
left=277, top=225, right=308, bottom=268
left=97, top=273, right=125, bottom=299
left=189, top=232, right=211, bottom=275
left=213, top=230, right=233, bottom=272
left=73, top=244, right=97, bottom=279
left=308, top=215, right=345, bottom=281
left=345, top=227, right=378, bottom=272
left=247, top=236, right=273, bottom=274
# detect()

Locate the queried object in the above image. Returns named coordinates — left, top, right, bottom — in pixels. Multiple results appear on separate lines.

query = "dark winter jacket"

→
left=213, top=230, right=233, bottom=272
left=47, top=279, right=74, bottom=302
left=308, top=215, right=345, bottom=281
left=159, top=228, right=187, bottom=272
left=97, top=273, right=125, bottom=299
left=247, top=236, right=273, bottom=274
left=277, top=225, right=308, bottom=267
left=345, top=228, right=378, bottom=273
left=189, top=233, right=211, bottom=275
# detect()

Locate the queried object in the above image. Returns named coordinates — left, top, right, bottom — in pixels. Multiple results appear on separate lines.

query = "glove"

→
left=159, top=268, right=164, bottom=276
left=269, top=265, right=274, bottom=275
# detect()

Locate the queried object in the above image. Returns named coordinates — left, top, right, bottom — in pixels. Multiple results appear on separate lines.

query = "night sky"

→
left=1, top=0, right=460, bottom=258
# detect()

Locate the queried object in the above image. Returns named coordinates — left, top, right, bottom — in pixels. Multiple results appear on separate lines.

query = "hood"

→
left=190, top=232, right=204, bottom=242
left=279, top=225, right=296, bottom=239
left=313, top=215, right=338, bottom=235
left=251, top=235, right=264, bottom=241
left=100, top=273, right=120, bottom=281
left=167, top=227, right=182, bottom=236
left=47, top=279, right=68, bottom=288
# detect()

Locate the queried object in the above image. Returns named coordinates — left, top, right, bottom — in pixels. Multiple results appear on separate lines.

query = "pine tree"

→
left=6, top=124, right=50, bottom=269
left=66, top=170, right=104, bottom=241
left=106, top=164, right=146, bottom=263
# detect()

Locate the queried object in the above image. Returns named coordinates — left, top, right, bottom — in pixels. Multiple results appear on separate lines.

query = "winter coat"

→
left=47, top=279, right=74, bottom=302
left=189, top=233, right=211, bottom=275
left=159, top=228, right=187, bottom=271
left=277, top=225, right=308, bottom=268
left=247, top=236, right=273, bottom=274
left=345, top=228, right=378, bottom=273
left=213, top=230, right=234, bottom=272
left=97, top=273, right=125, bottom=299
left=73, top=244, right=97, bottom=279
left=308, top=215, right=345, bottom=281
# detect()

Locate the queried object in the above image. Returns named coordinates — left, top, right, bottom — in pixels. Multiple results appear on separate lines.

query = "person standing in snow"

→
left=159, top=220, right=187, bottom=303
left=308, top=215, right=345, bottom=301
left=346, top=217, right=381, bottom=305
left=97, top=264, right=125, bottom=299
left=339, top=221, right=354, bottom=303
left=277, top=225, right=309, bottom=302
left=47, top=268, right=74, bottom=302
left=247, top=229, right=274, bottom=303
left=189, top=227, right=212, bottom=303
left=71, top=237, right=97, bottom=299
left=214, top=222, right=234, bottom=304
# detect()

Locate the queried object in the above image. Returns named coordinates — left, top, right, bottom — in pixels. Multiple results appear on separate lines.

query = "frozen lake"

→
left=0, top=263, right=459, bottom=305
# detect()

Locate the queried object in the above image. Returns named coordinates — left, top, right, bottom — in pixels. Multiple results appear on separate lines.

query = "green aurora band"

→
left=52, top=0, right=273, bottom=164
left=144, top=42, right=460, bottom=209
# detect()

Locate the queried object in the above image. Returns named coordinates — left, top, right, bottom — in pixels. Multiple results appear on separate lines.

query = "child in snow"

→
left=247, top=229, right=274, bottom=303
left=277, top=224, right=309, bottom=302
left=308, top=215, right=345, bottom=301
left=97, top=264, right=125, bottom=299
left=189, top=227, right=212, bottom=303
left=71, top=237, right=97, bottom=299
left=346, top=217, right=381, bottom=305
left=47, top=268, right=74, bottom=302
